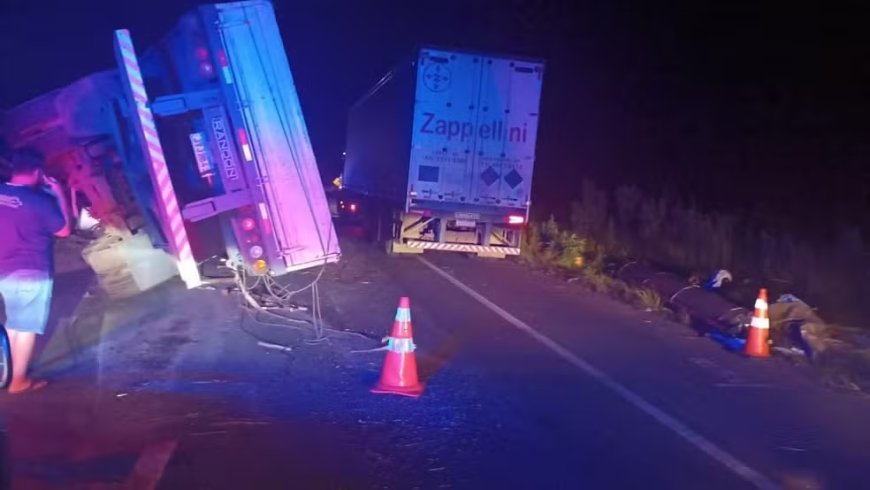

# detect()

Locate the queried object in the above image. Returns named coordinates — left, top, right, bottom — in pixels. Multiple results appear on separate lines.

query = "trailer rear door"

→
left=215, top=1, right=339, bottom=270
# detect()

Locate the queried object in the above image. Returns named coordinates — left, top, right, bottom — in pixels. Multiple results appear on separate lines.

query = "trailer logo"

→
left=211, top=117, right=240, bottom=181
left=423, top=64, right=451, bottom=92
left=420, top=112, right=528, bottom=143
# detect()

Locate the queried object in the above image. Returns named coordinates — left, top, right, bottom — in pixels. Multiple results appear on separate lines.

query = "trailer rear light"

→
left=241, top=217, right=256, bottom=232
left=252, top=259, right=268, bottom=275
left=348, top=203, right=358, bottom=213
left=249, top=245, right=264, bottom=259
left=237, top=128, right=253, bottom=162
left=508, top=215, right=525, bottom=225
left=198, top=62, right=215, bottom=78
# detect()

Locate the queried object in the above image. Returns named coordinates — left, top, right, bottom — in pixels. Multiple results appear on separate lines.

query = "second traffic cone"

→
left=745, top=288, right=771, bottom=358
left=372, top=297, right=424, bottom=398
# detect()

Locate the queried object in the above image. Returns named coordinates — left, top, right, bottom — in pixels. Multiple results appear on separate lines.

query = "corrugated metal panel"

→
left=409, top=48, right=543, bottom=212
left=216, top=1, right=340, bottom=269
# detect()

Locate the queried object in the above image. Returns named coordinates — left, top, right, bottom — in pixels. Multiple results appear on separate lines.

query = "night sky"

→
left=2, top=0, right=868, bottom=236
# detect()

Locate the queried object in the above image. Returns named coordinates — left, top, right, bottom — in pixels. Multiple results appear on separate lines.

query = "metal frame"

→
left=113, top=29, right=202, bottom=288
left=389, top=212, right=522, bottom=258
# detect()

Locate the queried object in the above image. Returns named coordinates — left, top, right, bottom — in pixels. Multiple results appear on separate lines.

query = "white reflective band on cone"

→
left=754, top=299, right=768, bottom=310
left=751, top=317, right=770, bottom=329
left=395, top=308, right=411, bottom=322
left=388, top=337, right=416, bottom=354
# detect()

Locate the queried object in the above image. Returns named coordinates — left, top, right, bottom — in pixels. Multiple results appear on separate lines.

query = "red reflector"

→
left=241, top=218, right=256, bottom=231
left=508, top=215, right=525, bottom=225
left=349, top=203, right=358, bottom=212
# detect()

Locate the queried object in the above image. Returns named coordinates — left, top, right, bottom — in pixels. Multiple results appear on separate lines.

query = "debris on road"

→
left=257, top=341, right=294, bottom=353
left=769, top=296, right=829, bottom=359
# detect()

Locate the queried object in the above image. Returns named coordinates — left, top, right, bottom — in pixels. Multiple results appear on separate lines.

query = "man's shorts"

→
left=0, top=270, right=53, bottom=335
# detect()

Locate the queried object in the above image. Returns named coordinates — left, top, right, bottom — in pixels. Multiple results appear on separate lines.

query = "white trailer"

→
left=344, top=47, right=545, bottom=258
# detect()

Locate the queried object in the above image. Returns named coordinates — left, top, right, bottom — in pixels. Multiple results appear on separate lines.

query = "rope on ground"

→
left=232, top=265, right=378, bottom=349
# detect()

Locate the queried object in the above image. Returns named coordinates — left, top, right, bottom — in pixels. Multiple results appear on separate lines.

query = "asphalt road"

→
left=1, top=230, right=869, bottom=489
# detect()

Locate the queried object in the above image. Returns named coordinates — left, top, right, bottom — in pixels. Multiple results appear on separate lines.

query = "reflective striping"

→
left=241, top=144, right=253, bottom=161
left=115, top=29, right=201, bottom=289
left=754, top=299, right=768, bottom=311
left=406, top=240, right=520, bottom=255
left=395, top=308, right=411, bottom=323
left=170, top=214, right=184, bottom=233
left=165, top=197, right=180, bottom=217
left=387, top=337, right=416, bottom=354
left=751, top=317, right=770, bottom=330
left=143, top=130, right=162, bottom=148
left=222, top=66, right=234, bottom=85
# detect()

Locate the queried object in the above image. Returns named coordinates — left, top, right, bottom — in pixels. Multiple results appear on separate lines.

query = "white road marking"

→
left=419, top=257, right=780, bottom=490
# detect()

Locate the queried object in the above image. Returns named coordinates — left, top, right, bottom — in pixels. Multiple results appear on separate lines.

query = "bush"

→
left=561, top=179, right=868, bottom=326
left=522, top=216, right=589, bottom=270
left=633, top=288, right=663, bottom=311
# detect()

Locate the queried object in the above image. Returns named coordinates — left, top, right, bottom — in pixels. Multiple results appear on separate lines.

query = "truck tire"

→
left=0, top=326, right=11, bottom=390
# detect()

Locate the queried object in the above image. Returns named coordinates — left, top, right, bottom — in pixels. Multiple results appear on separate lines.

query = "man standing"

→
left=0, top=149, right=71, bottom=394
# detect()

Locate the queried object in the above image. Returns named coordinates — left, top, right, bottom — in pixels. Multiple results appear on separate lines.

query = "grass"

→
left=522, top=215, right=662, bottom=313
left=561, top=179, right=869, bottom=328
left=521, top=181, right=870, bottom=390
left=634, top=288, right=664, bottom=312
left=522, top=179, right=868, bottom=326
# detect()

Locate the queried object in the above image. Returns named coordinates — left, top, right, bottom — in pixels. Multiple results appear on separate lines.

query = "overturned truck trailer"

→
left=1, top=1, right=339, bottom=297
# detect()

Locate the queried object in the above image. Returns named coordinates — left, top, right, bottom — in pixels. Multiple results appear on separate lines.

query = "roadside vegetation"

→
left=520, top=215, right=664, bottom=313
left=525, top=179, right=868, bottom=327
left=521, top=179, right=870, bottom=390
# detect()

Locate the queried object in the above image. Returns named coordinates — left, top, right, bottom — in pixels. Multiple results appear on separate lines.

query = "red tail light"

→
left=241, top=217, right=256, bottom=231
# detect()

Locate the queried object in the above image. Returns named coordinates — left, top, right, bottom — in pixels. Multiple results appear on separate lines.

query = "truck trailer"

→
left=1, top=1, right=339, bottom=297
left=343, top=46, right=544, bottom=258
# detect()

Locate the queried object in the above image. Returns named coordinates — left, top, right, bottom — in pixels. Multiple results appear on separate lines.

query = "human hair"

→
left=10, top=148, right=44, bottom=175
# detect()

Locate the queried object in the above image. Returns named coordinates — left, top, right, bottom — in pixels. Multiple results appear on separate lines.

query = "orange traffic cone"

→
left=745, top=288, right=771, bottom=357
left=372, top=297, right=424, bottom=397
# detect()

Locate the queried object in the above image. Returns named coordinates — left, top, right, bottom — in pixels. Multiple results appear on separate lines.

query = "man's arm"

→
left=44, top=177, right=72, bottom=238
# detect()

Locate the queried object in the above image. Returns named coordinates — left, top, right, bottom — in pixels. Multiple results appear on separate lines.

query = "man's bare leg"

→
left=6, top=328, right=44, bottom=394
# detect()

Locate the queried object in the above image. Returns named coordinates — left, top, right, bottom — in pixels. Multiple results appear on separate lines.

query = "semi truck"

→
left=343, top=46, right=544, bottom=258
left=1, top=1, right=339, bottom=297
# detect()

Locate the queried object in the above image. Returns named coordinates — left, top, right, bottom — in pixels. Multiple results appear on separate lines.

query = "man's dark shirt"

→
left=0, top=183, right=65, bottom=276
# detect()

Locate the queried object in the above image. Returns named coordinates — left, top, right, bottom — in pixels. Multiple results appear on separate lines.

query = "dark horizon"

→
left=2, top=0, right=868, bottom=237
